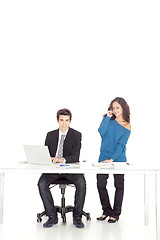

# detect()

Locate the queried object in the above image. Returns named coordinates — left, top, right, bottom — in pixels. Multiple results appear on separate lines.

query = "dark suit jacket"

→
left=45, top=128, right=82, bottom=163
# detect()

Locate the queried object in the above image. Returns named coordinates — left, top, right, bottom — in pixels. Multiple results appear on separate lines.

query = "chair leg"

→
left=61, top=207, right=66, bottom=223
left=82, top=211, right=91, bottom=221
left=55, top=206, right=67, bottom=223
left=55, top=192, right=68, bottom=223
left=37, top=211, right=46, bottom=222
left=65, top=205, right=74, bottom=213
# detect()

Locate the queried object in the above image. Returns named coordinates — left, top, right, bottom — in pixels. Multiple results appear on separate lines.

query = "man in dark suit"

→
left=38, top=109, right=86, bottom=228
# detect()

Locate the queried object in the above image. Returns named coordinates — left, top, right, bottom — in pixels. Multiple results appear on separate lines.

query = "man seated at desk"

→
left=38, top=108, right=86, bottom=228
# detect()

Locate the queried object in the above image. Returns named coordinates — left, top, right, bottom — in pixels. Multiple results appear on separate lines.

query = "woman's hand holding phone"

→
left=107, top=110, right=113, bottom=117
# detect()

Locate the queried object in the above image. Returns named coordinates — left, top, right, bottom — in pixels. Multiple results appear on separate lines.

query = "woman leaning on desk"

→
left=97, top=97, right=131, bottom=223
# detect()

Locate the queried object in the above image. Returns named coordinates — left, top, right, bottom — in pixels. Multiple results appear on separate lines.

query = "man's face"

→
left=57, top=115, right=71, bottom=133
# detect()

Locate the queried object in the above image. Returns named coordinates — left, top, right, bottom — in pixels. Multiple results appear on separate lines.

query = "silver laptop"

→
left=23, top=145, right=53, bottom=165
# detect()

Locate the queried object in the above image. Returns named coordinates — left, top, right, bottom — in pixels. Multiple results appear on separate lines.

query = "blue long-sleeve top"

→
left=98, top=116, right=131, bottom=162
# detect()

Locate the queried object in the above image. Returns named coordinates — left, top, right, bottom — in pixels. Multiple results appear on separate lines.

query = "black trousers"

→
left=97, top=174, right=124, bottom=221
left=38, top=173, right=86, bottom=219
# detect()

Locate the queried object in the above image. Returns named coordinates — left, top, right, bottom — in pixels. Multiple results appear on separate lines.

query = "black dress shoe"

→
left=43, top=217, right=58, bottom=228
left=97, top=215, right=107, bottom=221
left=108, top=218, right=117, bottom=223
left=73, top=218, right=85, bottom=228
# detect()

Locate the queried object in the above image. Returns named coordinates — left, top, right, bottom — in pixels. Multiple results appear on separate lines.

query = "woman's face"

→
left=112, top=101, right=123, bottom=118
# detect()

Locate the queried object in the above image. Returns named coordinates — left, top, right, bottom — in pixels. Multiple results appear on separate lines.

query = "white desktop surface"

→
left=0, top=162, right=160, bottom=240
left=0, top=162, right=159, bottom=174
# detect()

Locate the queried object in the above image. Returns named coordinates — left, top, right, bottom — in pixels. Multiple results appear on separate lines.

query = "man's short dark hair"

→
left=57, top=108, right=72, bottom=121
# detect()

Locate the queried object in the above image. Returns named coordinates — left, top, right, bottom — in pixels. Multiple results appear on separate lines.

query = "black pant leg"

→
left=64, top=174, right=86, bottom=219
left=112, top=174, right=124, bottom=220
left=38, top=173, right=61, bottom=217
left=97, top=174, right=112, bottom=216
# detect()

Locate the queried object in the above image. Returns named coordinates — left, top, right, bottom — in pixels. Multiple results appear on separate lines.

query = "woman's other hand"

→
left=102, top=159, right=113, bottom=163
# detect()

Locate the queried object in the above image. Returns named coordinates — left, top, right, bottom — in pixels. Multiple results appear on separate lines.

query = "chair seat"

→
left=53, top=178, right=75, bottom=185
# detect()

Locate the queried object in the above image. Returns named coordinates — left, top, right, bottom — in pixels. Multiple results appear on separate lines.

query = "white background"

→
left=0, top=0, right=160, bottom=166
left=0, top=1, right=160, bottom=239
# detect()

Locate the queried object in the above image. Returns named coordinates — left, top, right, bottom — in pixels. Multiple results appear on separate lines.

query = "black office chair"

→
left=37, top=178, right=91, bottom=223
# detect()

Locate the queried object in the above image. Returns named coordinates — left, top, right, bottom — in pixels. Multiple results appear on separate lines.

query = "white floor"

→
left=0, top=173, right=159, bottom=240
left=0, top=212, right=156, bottom=240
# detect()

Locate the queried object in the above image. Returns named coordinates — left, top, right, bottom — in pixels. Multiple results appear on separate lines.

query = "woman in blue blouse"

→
left=97, top=97, right=131, bottom=223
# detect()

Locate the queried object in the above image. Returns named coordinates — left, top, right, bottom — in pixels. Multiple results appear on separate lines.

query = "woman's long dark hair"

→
left=104, top=97, right=130, bottom=123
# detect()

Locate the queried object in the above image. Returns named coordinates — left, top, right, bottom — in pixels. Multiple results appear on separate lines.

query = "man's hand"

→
left=51, top=157, right=64, bottom=163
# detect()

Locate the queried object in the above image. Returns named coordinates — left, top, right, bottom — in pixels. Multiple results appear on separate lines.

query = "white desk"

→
left=0, top=162, right=159, bottom=239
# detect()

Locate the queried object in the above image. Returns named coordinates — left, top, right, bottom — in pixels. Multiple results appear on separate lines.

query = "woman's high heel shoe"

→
left=108, top=217, right=117, bottom=223
left=96, top=215, right=107, bottom=221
